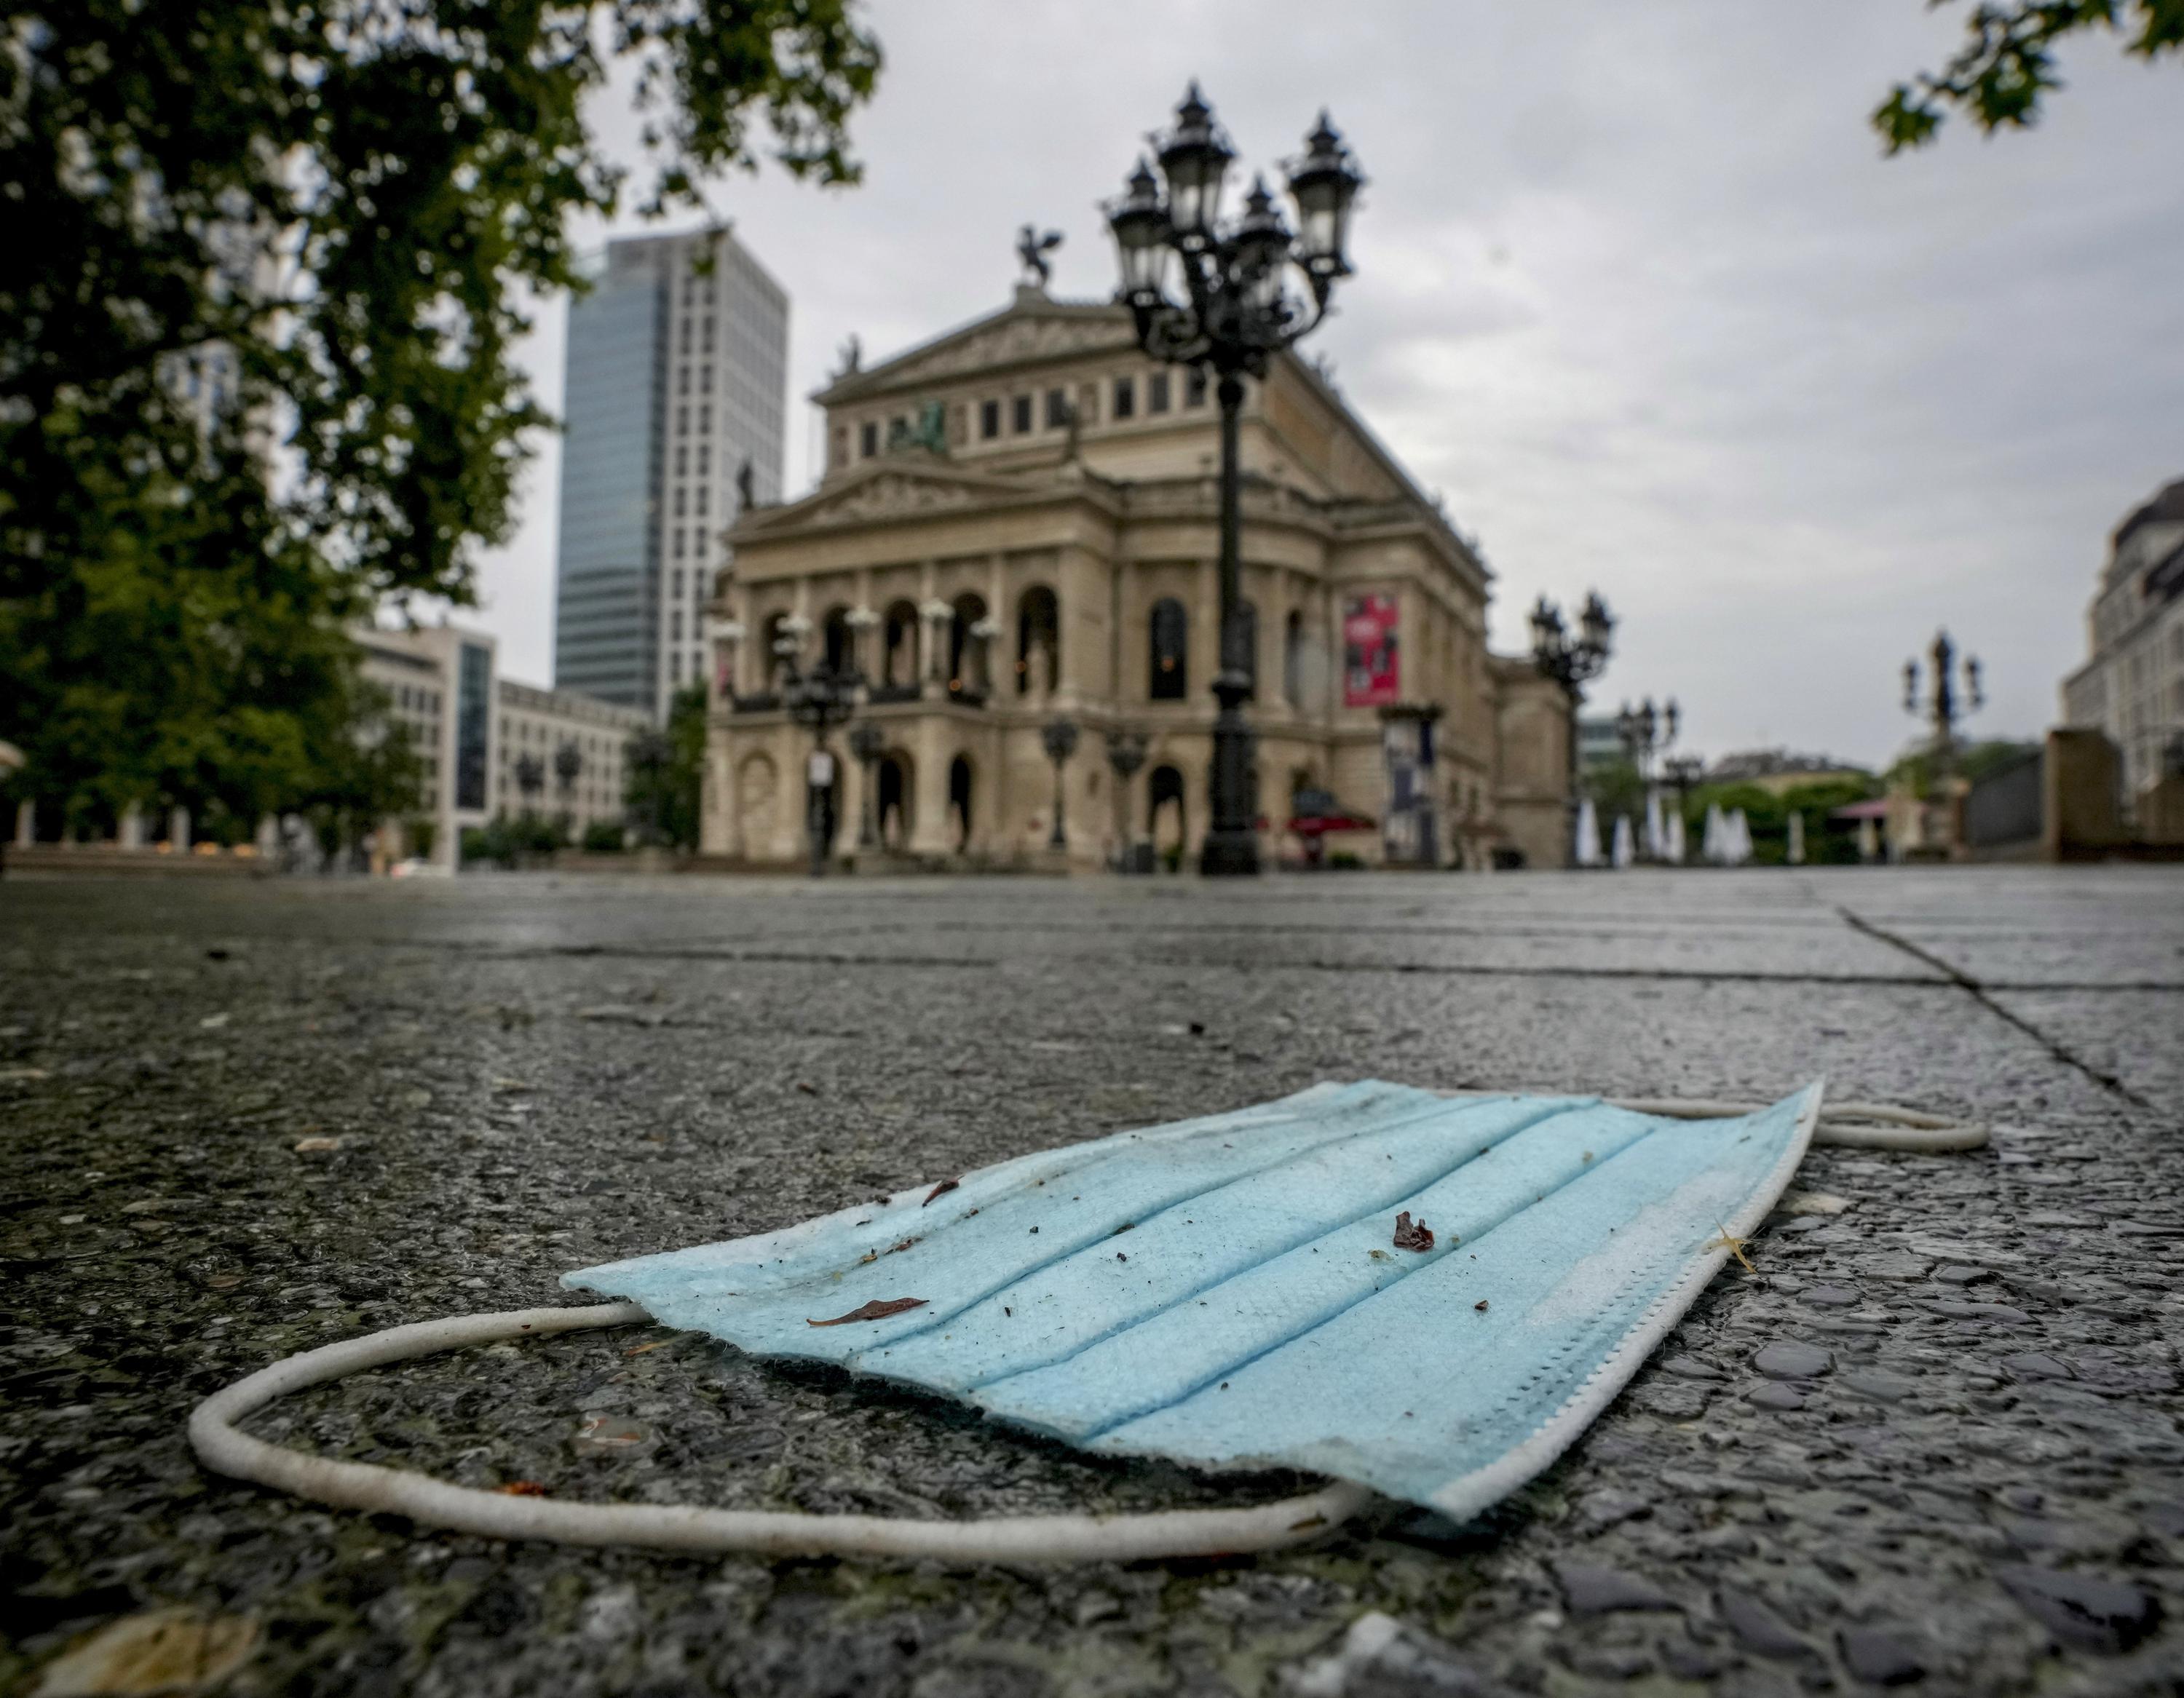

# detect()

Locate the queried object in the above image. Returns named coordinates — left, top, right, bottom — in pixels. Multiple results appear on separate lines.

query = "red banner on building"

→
left=1343, top=594, right=1400, bottom=707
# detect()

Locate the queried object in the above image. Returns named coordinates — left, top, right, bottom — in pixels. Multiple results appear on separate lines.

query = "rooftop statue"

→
left=1017, top=224, right=1063, bottom=288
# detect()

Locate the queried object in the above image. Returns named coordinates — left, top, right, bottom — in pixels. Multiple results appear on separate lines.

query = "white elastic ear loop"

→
left=1439, top=1092, right=1989, bottom=1152
left=187, top=1302, right=1371, bottom=1564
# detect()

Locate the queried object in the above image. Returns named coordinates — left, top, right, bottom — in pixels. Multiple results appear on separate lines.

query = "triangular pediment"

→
left=733, top=453, right=1033, bottom=536
left=815, top=289, right=1136, bottom=405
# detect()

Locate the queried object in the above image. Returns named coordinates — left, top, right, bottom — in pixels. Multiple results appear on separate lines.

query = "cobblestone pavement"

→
left=2, top=865, right=2180, bottom=1697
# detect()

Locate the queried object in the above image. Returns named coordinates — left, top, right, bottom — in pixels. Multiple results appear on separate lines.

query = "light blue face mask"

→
left=563, top=1079, right=1824, bottom=1522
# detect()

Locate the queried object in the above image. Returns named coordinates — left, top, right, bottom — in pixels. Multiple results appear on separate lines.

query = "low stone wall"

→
left=1, top=844, right=268, bottom=878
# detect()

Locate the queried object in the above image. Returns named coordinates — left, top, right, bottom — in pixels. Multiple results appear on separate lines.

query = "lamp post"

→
left=1105, top=84, right=1364, bottom=876
left=776, top=622, right=865, bottom=877
left=847, top=720, right=885, bottom=852
left=1615, top=696, right=1678, bottom=782
left=1042, top=718, right=1081, bottom=851
left=1903, top=629, right=1984, bottom=857
left=1105, top=729, right=1149, bottom=872
left=1904, top=629, right=1982, bottom=751
left=1529, top=591, right=1615, bottom=866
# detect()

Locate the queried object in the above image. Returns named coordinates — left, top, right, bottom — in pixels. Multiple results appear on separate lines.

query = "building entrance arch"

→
left=877, top=753, right=913, bottom=849
left=1148, top=763, right=1187, bottom=862
left=948, top=754, right=975, bottom=852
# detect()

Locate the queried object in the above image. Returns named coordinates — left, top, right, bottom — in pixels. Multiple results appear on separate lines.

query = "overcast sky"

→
left=465, top=0, right=2183, bottom=769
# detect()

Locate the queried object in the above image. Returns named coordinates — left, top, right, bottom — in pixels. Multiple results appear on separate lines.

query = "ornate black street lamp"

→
left=1902, top=629, right=1984, bottom=857
left=1530, top=591, right=1615, bottom=865
left=1615, top=696, right=1678, bottom=782
left=776, top=620, right=865, bottom=877
left=1042, top=718, right=1080, bottom=850
left=847, top=720, right=885, bottom=852
left=1904, top=630, right=1983, bottom=750
left=1106, top=84, right=1364, bottom=876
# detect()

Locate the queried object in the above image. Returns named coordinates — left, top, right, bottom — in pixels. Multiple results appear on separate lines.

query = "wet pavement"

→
left=1, top=864, right=2180, bottom=1697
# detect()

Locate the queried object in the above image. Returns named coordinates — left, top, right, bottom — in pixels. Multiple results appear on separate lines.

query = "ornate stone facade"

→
left=703, top=285, right=1570, bottom=870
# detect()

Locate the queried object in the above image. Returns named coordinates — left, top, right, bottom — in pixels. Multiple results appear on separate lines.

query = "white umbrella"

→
left=1575, top=798, right=1605, bottom=868
left=1787, top=811, right=1807, bottom=865
left=1665, top=810, right=1687, bottom=865
left=1611, top=814, right=1636, bottom=868
left=1727, top=808, right=1753, bottom=865
left=1702, top=804, right=1725, bottom=865
left=1643, top=790, right=1665, bottom=860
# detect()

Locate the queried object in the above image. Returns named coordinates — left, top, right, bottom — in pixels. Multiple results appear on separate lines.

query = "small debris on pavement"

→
left=1392, top=1211, right=1434, bottom=1251
left=807, top=1298, right=928, bottom=1328
left=31, top=1606, right=260, bottom=1697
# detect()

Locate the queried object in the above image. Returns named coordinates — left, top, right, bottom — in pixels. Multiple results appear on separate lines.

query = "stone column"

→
left=909, top=718, right=953, bottom=858
left=117, top=804, right=146, bottom=849
left=167, top=805, right=191, bottom=851
left=12, top=800, right=32, bottom=846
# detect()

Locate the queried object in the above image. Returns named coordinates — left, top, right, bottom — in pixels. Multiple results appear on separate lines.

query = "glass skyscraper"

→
left=553, top=228, right=787, bottom=718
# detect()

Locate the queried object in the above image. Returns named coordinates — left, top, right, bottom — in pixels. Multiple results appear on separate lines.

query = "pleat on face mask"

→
left=566, top=1079, right=1823, bottom=1519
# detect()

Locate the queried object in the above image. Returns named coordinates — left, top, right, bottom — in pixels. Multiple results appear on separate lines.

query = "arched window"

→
left=1149, top=598, right=1188, bottom=700
left=822, top=604, right=852, bottom=674
left=1016, top=586, right=1060, bottom=696
left=1235, top=600, right=1259, bottom=694
left=882, top=600, right=919, bottom=687
left=1283, top=609, right=1305, bottom=709
left=759, top=611, right=788, bottom=690
left=950, top=592, right=989, bottom=695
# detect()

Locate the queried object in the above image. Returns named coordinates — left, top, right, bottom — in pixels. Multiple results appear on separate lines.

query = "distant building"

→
left=553, top=227, right=788, bottom=720
left=1705, top=749, right=1871, bottom=796
left=357, top=623, right=649, bottom=865
left=704, top=282, right=1570, bottom=870
left=1577, top=715, right=1624, bottom=772
left=494, top=680, right=648, bottom=838
left=2061, top=477, right=2184, bottom=805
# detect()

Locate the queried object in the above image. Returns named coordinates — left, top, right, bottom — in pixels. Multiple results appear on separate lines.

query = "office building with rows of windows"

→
left=702, top=282, right=1572, bottom=870
left=553, top=226, right=787, bottom=720
left=359, top=622, right=650, bottom=866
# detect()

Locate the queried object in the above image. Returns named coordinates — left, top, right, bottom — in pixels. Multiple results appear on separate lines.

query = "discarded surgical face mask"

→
left=567, top=1079, right=1824, bottom=1520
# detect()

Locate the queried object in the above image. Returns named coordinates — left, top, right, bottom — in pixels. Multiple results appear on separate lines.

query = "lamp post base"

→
left=1198, top=830, right=1260, bottom=877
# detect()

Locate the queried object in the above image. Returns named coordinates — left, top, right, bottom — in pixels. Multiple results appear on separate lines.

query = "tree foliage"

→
left=624, top=683, right=707, bottom=849
left=1681, top=775, right=1880, bottom=865
left=1, top=0, right=879, bottom=825
left=1582, top=758, right=1647, bottom=830
left=1877, top=0, right=2184, bottom=151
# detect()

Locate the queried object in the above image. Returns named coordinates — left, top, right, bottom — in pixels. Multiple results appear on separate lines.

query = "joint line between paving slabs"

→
left=1835, top=905, right=2154, bottom=1112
